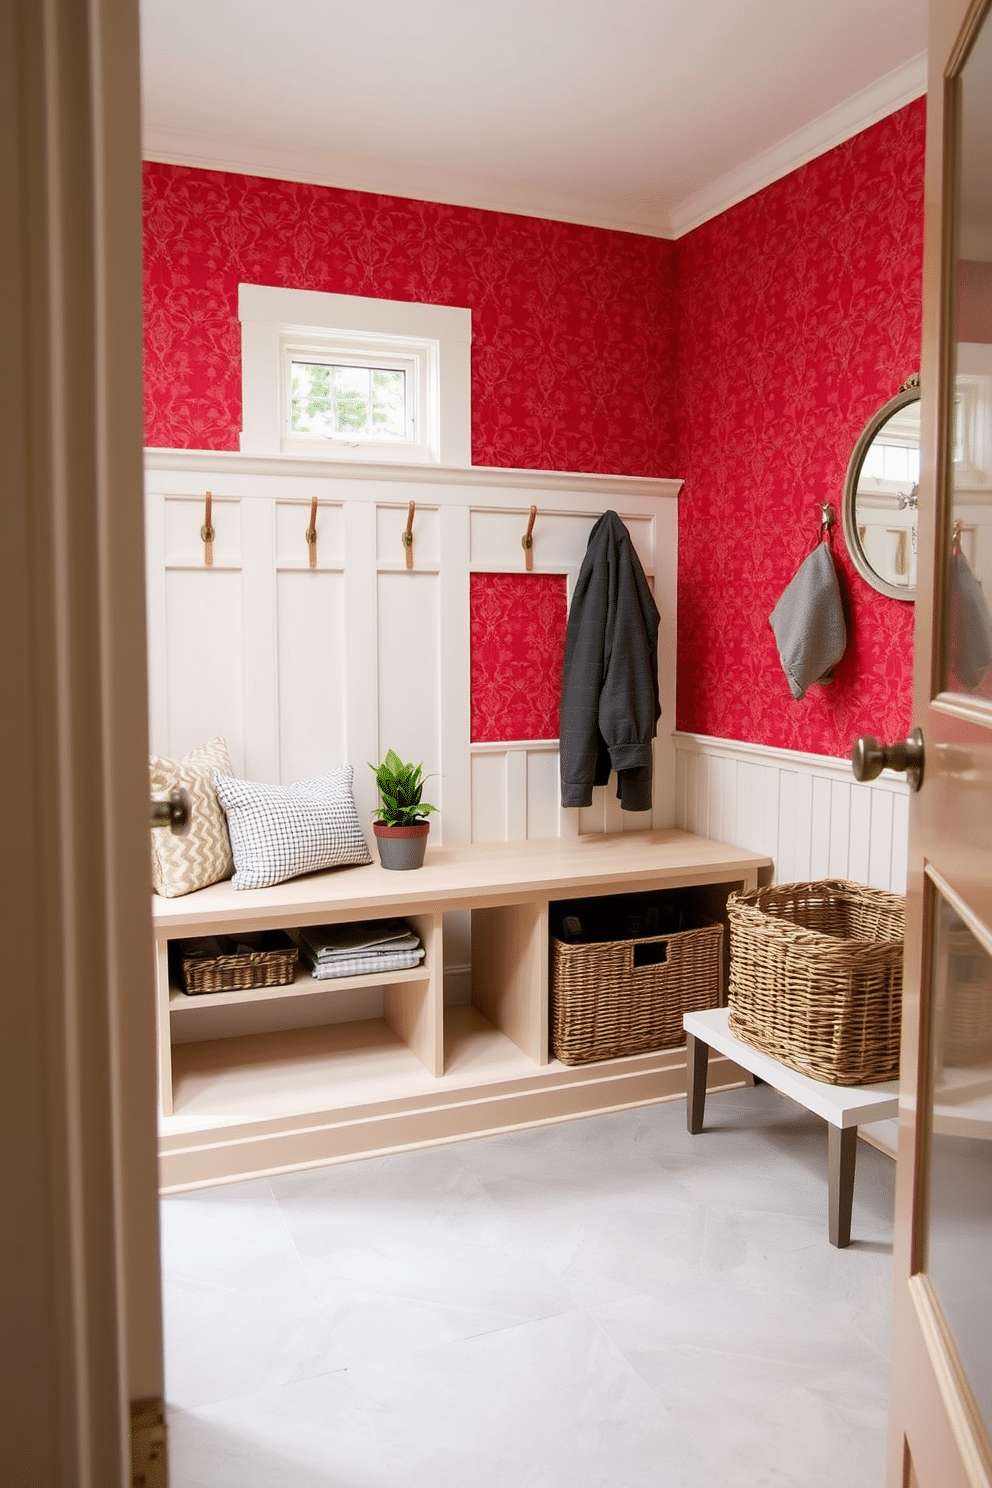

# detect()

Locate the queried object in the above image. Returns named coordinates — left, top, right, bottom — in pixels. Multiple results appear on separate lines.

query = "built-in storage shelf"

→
left=153, top=831, right=772, bottom=1190
left=168, top=964, right=431, bottom=1012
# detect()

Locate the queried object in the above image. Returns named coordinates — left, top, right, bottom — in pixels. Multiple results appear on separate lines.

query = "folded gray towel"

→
left=769, top=543, right=847, bottom=700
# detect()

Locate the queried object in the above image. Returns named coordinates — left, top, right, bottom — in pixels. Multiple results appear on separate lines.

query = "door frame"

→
left=887, top=0, right=992, bottom=1483
left=0, top=0, right=164, bottom=1482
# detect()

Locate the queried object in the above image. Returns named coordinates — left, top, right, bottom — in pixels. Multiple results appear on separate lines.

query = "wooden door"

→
left=887, top=1, right=992, bottom=1483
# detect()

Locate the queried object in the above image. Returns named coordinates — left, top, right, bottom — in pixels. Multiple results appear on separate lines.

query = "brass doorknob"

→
left=150, top=787, right=192, bottom=836
left=851, top=727, right=924, bottom=792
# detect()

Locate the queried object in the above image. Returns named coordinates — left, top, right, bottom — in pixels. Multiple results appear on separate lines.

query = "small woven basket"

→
left=727, top=880, right=904, bottom=1085
left=179, top=930, right=298, bottom=995
left=550, top=918, right=723, bottom=1066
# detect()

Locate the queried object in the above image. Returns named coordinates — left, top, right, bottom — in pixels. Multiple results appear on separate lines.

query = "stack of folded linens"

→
left=296, top=918, right=424, bottom=979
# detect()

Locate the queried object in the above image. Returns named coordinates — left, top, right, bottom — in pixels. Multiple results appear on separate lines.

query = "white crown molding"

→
left=669, top=53, right=928, bottom=238
left=143, top=53, right=927, bottom=243
left=141, top=127, right=675, bottom=239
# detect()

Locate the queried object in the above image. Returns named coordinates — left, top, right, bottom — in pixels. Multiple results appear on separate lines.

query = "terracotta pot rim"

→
left=372, top=821, right=431, bottom=839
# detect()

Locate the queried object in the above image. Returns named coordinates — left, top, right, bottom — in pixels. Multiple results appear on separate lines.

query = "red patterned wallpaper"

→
left=143, top=102, right=926, bottom=755
left=470, top=574, right=567, bottom=742
left=142, top=162, right=678, bottom=475
left=675, top=100, right=926, bottom=757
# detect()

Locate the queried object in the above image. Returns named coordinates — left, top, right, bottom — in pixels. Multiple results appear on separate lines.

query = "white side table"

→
left=683, top=1007, right=900, bottom=1247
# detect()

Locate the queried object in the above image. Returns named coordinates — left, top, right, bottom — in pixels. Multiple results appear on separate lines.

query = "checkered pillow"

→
left=214, top=766, right=372, bottom=890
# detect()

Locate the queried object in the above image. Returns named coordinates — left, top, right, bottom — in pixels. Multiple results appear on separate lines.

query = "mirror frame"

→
left=842, top=374, right=920, bottom=602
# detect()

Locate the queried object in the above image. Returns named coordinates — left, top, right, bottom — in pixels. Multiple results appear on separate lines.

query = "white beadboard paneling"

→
left=777, top=771, right=799, bottom=883
left=471, top=751, right=508, bottom=842
left=828, top=779, right=852, bottom=878
left=789, top=771, right=814, bottom=883
left=526, top=749, right=561, bottom=839
left=848, top=787, right=872, bottom=884
left=164, top=494, right=241, bottom=567
left=376, top=571, right=441, bottom=810
left=891, top=790, right=910, bottom=892
left=164, top=569, right=245, bottom=768
left=505, top=751, right=528, bottom=840
left=673, top=732, right=910, bottom=894
left=276, top=571, right=347, bottom=783
left=377, top=503, right=440, bottom=567
left=809, top=775, right=832, bottom=880
left=275, top=499, right=344, bottom=567
left=868, top=789, right=894, bottom=890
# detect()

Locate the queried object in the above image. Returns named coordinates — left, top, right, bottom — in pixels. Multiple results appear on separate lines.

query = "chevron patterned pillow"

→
left=149, top=736, right=236, bottom=898
left=214, top=766, right=372, bottom=890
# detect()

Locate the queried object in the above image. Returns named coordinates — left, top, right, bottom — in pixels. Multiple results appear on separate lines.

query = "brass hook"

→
left=200, top=491, right=214, bottom=566
left=305, top=496, right=318, bottom=568
left=819, top=501, right=835, bottom=543
left=522, top=506, right=537, bottom=571
left=402, top=501, right=415, bottom=570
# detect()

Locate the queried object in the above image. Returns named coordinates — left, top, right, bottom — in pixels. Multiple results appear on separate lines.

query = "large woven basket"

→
left=179, top=930, right=298, bottom=995
left=550, top=918, right=723, bottom=1066
left=727, top=880, right=904, bottom=1085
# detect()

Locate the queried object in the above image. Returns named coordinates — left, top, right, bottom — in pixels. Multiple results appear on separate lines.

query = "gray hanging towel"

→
left=769, top=542, right=847, bottom=700
left=950, top=549, right=992, bottom=689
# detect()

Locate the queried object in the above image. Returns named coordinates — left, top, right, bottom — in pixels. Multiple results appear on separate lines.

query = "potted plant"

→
left=369, top=750, right=438, bottom=870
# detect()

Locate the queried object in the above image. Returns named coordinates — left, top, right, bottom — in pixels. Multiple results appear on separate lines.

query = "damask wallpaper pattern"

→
left=470, top=573, right=567, bottom=743
left=675, top=100, right=925, bottom=757
left=143, top=100, right=926, bottom=756
left=142, top=162, right=679, bottom=476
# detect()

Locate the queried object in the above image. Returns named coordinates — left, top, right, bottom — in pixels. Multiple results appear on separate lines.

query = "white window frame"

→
left=239, top=285, right=472, bottom=465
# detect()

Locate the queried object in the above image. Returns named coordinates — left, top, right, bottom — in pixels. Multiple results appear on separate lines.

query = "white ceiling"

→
left=140, top=0, right=928, bottom=239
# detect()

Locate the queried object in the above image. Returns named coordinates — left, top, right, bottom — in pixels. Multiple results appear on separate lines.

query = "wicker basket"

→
left=550, top=917, right=723, bottom=1066
left=178, top=930, right=298, bottom=995
left=727, top=880, right=904, bottom=1085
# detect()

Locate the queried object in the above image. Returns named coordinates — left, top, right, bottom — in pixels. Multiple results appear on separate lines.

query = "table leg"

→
left=828, top=1124, right=857, bottom=1248
left=686, top=1033, right=709, bottom=1135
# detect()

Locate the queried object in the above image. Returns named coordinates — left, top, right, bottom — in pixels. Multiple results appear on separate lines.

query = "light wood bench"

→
left=153, top=830, right=771, bottom=1190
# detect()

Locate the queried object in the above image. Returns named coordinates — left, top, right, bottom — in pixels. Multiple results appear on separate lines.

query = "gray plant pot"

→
left=373, top=822, right=430, bottom=870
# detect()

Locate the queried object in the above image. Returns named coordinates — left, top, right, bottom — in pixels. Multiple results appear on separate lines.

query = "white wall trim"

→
left=673, top=731, right=910, bottom=894
left=144, top=447, right=682, bottom=501
left=143, top=54, right=926, bottom=242
left=669, top=53, right=927, bottom=237
left=673, top=730, right=909, bottom=791
left=238, top=284, right=472, bottom=466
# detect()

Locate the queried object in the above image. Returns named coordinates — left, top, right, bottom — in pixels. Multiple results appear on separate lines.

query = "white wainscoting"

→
left=146, top=450, right=680, bottom=999
left=673, top=731, right=910, bottom=894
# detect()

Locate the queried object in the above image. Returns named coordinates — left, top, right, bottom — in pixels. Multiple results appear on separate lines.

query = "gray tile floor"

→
left=162, top=1084, right=895, bottom=1487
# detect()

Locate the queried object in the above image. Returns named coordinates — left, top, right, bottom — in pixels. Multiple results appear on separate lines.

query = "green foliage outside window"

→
left=291, top=361, right=406, bottom=440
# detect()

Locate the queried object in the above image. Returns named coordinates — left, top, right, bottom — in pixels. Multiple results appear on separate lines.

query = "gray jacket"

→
left=559, top=511, right=661, bottom=812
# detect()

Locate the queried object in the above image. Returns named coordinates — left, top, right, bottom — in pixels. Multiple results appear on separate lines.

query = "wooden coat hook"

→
left=522, top=506, right=537, bottom=571
left=305, top=497, right=318, bottom=568
left=200, top=491, right=215, bottom=566
left=402, top=500, right=415, bottom=569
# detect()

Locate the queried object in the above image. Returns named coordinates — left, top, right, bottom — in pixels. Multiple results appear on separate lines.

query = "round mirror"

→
left=842, top=376, right=920, bottom=601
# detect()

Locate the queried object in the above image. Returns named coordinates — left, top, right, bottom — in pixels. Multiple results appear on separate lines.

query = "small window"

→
left=239, top=286, right=472, bottom=465
left=289, top=360, right=409, bottom=442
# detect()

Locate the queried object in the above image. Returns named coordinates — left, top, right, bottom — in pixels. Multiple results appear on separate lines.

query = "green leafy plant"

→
left=369, top=749, right=438, bottom=826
